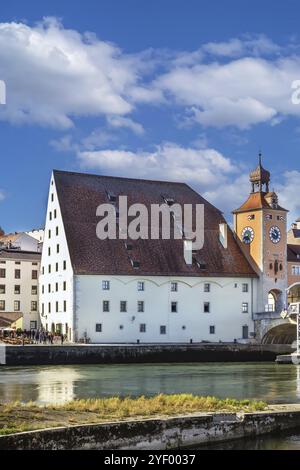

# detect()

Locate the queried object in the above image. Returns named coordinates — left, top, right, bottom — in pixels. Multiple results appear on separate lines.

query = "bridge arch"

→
left=262, top=322, right=296, bottom=344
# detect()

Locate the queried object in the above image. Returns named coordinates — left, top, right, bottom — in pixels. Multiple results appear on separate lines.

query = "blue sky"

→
left=1, top=0, right=300, bottom=232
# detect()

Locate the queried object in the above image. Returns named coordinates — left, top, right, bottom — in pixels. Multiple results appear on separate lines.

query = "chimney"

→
left=219, top=223, right=228, bottom=249
left=183, top=239, right=193, bottom=265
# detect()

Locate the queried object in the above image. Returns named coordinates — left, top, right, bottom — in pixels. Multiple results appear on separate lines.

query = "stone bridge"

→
left=254, top=313, right=296, bottom=345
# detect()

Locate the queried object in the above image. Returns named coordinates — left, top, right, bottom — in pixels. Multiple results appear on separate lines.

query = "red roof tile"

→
left=54, top=170, right=257, bottom=278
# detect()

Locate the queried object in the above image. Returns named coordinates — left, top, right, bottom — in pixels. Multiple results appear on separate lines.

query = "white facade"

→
left=75, top=275, right=256, bottom=343
left=0, top=251, right=40, bottom=330
left=26, top=229, right=45, bottom=244
left=39, top=172, right=256, bottom=344
left=39, top=176, right=74, bottom=340
left=0, top=232, right=41, bottom=252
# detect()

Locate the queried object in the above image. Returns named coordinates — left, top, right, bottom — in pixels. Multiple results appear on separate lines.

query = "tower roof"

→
left=249, top=152, right=270, bottom=191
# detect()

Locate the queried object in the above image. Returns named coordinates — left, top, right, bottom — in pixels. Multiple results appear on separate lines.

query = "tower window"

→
left=203, top=302, right=210, bottom=313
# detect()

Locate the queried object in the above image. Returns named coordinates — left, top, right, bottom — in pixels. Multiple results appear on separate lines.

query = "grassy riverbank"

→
left=0, top=394, right=267, bottom=436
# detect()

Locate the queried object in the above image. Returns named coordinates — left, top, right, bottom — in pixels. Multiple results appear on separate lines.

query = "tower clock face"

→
left=269, top=225, right=281, bottom=244
left=242, top=226, right=254, bottom=244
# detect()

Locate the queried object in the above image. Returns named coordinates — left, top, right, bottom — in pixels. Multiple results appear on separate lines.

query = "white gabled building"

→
left=39, top=170, right=258, bottom=343
left=0, top=249, right=41, bottom=330
left=0, top=232, right=41, bottom=252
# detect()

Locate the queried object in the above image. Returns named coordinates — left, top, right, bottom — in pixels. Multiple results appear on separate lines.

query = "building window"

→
left=103, top=301, right=110, bottom=312
left=57, top=244, right=60, bottom=254
left=242, top=302, right=249, bottom=313
left=140, top=324, right=146, bottom=333
left=49, top=211, right=52, bottom=221
left=30, top=321, right=37, bottom=330
left=55, top=282, right=58, bottom=292
left=102, top=280, right=110, bottom=290
left=204, top=283, right=210, bottom=293
left=42, top=285, right=44, bottom=294
left=0, top=300, right=5, bottom=311
left=48, top=302, right=51, bottom=314
left=41, top=304, right=44, bottom=315
left=63, top=261, right=66, bottom=270
left=42, top=267, right=45, bottom=275
left=160, top=325, right=167, bottom=335
left=171, top=301, right=178, bottom=313
left=48, top=265, right=51, bottom=274
left=15, top=269, right=21, bottom=279
left=48, top=284, right=51, bottom=293
left=120, top=301, right=127, bottom=312
left=31, top=301, right=38, bottom=312
left=56, top=226, right=59, bottom=236
left=64, top=301, right=67, bottom=312
left=51, top=193, right=54, bottom=202
left=171, top=282, right=178, bottom=292
left=54, top=209, right=57, bottom=218
left=56, top=301, right=59, bottom=313
left=0, top=285, right=5, bottom=294
left=204, top=302, right=210, bottom=313
left=15, top=261, right=21, bottom=265
left=48, top=247, right=51, bottom=256
left=137, top=301, right=144, bottom=313
left=14, top=301, right=20, bottom=312
left=292, top=265, right=300, bottom=276
left=242, top=283, right=249, bottom=293
left=0, top=269, right=5, bottom=278
left=32, top=285, right=38, bottom=295
left=137, top=281, right=145, bottom=291
left=63, top=281, right=66, bottom=291
left=209, top=325, right=215, bottom=335
left=32, top=270, right=38, bottom=280
left=56, top=262, right=59, bottom=272
left=96, top=324, right=102, bottom=332
left=14, top=285, right=21, bottom=295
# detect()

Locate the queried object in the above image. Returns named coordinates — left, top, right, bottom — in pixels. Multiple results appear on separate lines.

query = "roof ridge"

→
left=53, top=169, right=190, bottom=187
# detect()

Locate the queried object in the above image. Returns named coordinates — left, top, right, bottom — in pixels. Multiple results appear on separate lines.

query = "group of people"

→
left=21, top=329, right=67, bottom=345
left=1, top=328, right=67, bottom=345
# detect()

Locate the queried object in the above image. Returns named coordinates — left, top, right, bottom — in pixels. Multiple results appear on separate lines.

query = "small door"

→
left=242, top=325, right=249, bottom=339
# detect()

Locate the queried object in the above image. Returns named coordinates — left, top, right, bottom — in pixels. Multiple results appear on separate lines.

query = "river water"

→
left=1, top=362, right=300, bottom=404
left=1, top=362, right=300, bottom=449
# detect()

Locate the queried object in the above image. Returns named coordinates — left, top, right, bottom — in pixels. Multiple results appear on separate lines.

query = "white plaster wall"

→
left=39, top=173, right=74, bottom=340
left=0, top=255, right=40, bottom=329
left=75, top=275, right=255, bottom=343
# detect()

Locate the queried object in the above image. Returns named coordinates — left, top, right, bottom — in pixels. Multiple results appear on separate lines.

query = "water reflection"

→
left=0, top=363, right=300, bottom=405
left=199, top=429, right=300, bottom=450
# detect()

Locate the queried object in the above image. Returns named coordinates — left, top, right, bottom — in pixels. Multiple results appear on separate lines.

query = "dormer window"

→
left=195, top=259, right=206, bottom=270
left=106, top=191, right=117, bottom=203
left=162, top=194, right=175, bottom=206
left=131, top=260, right=140, bottom=269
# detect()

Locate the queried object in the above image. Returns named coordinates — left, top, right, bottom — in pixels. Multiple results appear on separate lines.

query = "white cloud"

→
left=0, top=17, right=149, bottom=128
left=1, top=23, right=300, bottom=133
left=202, top=35, right=280, bottom=58
left=276, top=170, right=300, bottom=224
left=155, top=55, right=300, bottom=129
left=78, top=142, right=238, bottom=188
left=107, top=115, right=145, bottom=135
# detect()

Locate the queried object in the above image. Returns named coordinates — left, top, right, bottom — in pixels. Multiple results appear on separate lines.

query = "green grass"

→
left=0, top=394, right=267, bottom=436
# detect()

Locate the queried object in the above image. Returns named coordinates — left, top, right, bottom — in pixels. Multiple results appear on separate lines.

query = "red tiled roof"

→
left=54, top=170, right=257, bottom=278
left=233, top=192, right=288, bottom=213
left=0, top=312, right=23, bottom=328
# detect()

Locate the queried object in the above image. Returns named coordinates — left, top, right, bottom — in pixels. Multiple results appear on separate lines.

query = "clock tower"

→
left=233, top=154, right=288, bottom=313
